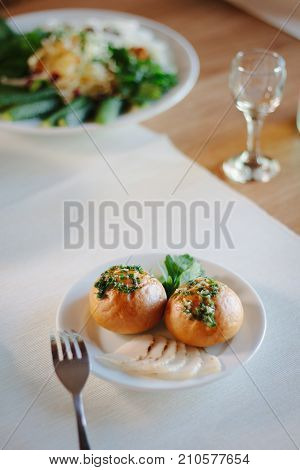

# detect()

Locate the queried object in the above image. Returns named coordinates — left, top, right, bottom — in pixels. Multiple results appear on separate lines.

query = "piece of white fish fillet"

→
left=124, top=340, right=187, bottom=375
left=158, top=346, right=203, bottom=379
left=154, top=341, right=187, bottom=373
left=159, top=339, right=177, bottom=364
left=99, top=337, right=175, bottom=373
left=105, top=334, right=154, bottom=362
left=198, top=351, right=222, bottom=375
left=100, top=337, right=180, bottom=374
left=98, top=335, right=221, bottom=380
left=146, top=336, right=168, bottom=360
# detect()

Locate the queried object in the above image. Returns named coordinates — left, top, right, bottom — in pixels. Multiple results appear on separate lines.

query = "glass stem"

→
left=243, top=112, right=265, bottom=164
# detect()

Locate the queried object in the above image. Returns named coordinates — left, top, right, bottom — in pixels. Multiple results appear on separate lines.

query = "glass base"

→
left=222, top=152, right=280, bottom=183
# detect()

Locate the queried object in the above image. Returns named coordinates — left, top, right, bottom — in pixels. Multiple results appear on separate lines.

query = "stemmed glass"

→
left=223, top=49, right=286, bottom=183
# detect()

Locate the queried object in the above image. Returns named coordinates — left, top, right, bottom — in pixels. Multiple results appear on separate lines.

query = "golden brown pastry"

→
left=164, top=277, right=243, bottom=347
left=89, top=265, right=167, bottom=334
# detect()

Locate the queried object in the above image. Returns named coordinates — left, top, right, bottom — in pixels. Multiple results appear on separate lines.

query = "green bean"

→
left=0, top=86, right=58, bottom=109
left=95, top=97, right=122, bottom=124
left=44, top=97, right=94, bottom=127
left=60, top=101, right=94, bottom=126
left=2, top=97, right=61, bottom=121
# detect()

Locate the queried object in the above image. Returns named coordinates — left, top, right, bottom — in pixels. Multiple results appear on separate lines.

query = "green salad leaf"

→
left=0, top=20, right=49, bottom=77
left=0, top=18, right=15, bottom=41
left=159, top=254, right=205, bottom=297
left=108, top=45, right=177, bottom=106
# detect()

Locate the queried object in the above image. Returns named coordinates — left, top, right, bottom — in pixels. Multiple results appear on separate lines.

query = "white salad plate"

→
left=57, top=253, right=266, bottom=391
left=2, top=8, right=199, bottom=135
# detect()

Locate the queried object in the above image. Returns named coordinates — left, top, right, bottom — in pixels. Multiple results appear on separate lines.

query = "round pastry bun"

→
left=89, top=266, right=167, bottom=334
left=165, top=278, right=244, bottom=347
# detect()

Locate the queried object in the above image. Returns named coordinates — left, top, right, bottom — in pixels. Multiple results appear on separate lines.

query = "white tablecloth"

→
left=0, top=126, right=299, bottom=450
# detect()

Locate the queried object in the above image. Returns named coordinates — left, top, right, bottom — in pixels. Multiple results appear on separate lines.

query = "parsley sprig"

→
left=159, top=254, right=205, bottom=298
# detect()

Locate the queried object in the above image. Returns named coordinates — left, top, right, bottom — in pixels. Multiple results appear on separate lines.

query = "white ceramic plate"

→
left=57, top=253, right=266, bottom=391
left=2, top=8, right=199, bottom=135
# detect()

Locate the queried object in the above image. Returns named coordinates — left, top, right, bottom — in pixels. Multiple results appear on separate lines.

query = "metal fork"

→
left=50, top=331, right=91, bottom=450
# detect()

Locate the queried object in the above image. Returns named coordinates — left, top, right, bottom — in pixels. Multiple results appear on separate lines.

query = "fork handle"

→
left=73, top=394, right=90, bottom=450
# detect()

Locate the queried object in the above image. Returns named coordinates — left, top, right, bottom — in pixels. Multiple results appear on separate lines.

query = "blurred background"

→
left=1, top=0, right=299, bottom=232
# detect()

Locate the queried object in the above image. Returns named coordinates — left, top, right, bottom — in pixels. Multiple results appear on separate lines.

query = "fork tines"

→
left=50, top=331, right=87, bottom=363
